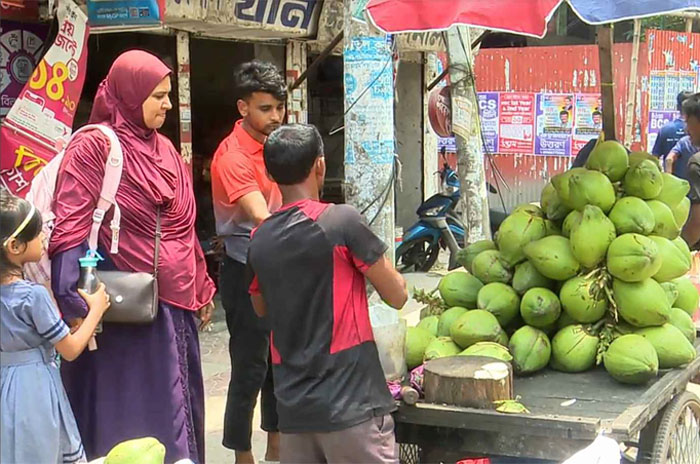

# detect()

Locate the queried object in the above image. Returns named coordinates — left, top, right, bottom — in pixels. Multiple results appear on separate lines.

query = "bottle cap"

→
left=79, top=250, right=104, bottom=268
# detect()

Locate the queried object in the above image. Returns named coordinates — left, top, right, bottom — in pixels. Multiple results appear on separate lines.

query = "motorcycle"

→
left=395, top=150, right=505, bottom=273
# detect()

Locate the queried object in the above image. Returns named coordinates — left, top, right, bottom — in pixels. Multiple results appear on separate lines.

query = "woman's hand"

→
left=197, top=300, right=215, bottom=331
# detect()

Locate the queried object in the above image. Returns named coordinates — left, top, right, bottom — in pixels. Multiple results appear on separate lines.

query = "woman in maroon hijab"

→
left=49, top=50, right=216, bottom=462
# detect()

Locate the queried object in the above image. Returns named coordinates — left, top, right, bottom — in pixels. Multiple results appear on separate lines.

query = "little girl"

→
left=0, top=190, right=111, bottom=463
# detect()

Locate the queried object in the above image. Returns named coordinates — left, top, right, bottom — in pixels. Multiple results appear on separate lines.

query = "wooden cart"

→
left=395, top=346, right=700, bottom=463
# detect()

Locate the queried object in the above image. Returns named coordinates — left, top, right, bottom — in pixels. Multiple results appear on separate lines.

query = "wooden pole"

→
left=596, top=25, right=616, bottom=141
left=445, top=26, right=491, bottom=242
left=687, top=18, right=694, bottom=33
left=624, top=19, right=641, bottom=148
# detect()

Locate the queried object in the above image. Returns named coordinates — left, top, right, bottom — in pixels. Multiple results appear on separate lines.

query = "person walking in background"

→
left=210, top=60, right=286, bottom=464
left=49, top=50, right=216, bottom=463
left=665, top=93, right=700, bottom=179
left=683, top=150, right=700, bottom=250
left=1, top=190, right=110, bottom=463
left=247, top=124, right=407, bottom=464
left=652, top=91, right=691, bottom=161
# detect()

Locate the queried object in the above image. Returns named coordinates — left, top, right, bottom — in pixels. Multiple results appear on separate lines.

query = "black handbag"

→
left=98, top=211, right=161, bottom=324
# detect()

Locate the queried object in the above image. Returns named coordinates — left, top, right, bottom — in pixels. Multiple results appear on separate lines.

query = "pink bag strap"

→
left=65, top=124, right=123, bottom=254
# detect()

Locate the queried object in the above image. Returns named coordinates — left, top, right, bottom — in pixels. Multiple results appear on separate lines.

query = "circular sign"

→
left=428, top=85, right=452, bottom=138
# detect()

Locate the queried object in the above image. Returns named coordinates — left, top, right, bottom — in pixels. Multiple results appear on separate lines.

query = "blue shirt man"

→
left=652, top=117, right=686, bottom=159
left=667, top=135, right=699, bottom=180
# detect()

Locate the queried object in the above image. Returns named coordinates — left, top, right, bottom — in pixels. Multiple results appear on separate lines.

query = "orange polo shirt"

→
left=210, top=120, right=282, bottom=263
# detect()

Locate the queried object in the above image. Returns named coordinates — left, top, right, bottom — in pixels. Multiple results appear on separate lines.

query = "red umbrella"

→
left=365, top=0, right=562, bottom=38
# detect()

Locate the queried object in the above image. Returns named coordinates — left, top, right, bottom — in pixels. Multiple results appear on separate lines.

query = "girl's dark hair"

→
left=0, top=188, right=42, bottom=278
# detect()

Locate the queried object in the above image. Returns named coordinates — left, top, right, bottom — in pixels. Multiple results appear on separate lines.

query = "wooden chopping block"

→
left=423, top=355, right=514, bottom=409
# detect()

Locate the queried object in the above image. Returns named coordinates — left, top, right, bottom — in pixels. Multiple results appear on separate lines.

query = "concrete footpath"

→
left=200, top=271, right=444, bottom=463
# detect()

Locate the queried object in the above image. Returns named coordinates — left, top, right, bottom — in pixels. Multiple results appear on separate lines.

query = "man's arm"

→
left=237, top=191, right=271, bottom=226
left=683, top=157, right=700, bottom=248
left=365, top=255, right=408, bottom=309
left=651, top=130, right=664, bottom=157
left=665, top=150, right=678, bottom=174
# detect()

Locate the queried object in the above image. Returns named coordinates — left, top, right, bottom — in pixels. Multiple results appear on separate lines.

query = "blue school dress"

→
left=1, top=280, right=86, bottom=463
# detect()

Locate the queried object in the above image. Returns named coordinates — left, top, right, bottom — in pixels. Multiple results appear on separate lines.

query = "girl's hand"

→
left=197, top=300, right=215, bottom=331
left=78, top=283, right=111, bottom=315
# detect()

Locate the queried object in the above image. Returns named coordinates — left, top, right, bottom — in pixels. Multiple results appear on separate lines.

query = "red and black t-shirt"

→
left=247, top=199, right=396, bottom=433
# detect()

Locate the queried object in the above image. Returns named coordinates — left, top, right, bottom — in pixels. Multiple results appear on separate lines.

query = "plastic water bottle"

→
left=78, top=251, right=103, bottom=350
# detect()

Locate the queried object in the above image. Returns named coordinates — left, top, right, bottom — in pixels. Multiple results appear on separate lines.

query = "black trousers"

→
left=220, top=256, right=278, bottom=451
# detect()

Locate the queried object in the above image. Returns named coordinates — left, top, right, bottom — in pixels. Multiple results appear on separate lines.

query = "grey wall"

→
left=394, top=60, right=424, bottom=230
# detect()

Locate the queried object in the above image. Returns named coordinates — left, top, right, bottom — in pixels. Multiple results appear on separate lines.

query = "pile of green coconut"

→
left=406, top=141, right=699, bottom=385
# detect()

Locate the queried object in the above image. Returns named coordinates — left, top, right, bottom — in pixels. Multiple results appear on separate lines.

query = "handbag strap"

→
left=153, top=208, right=161, bottom=277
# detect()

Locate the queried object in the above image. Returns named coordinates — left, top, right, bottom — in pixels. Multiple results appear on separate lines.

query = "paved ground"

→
left=200, top=270, right=446, bottom=463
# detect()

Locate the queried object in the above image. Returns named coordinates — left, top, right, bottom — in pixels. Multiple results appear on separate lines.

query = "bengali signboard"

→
left=166, top=0, right=322, bottom=38
left=498, top=92, right=535, bottom=154
left=87, top=0, right=162, bottom=26
left=0, top=0, right=88, bottom=197
left=647, top=110, right=679, bottom=152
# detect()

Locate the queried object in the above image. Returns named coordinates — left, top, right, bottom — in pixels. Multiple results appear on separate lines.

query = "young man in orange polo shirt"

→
left=210, top=60, right=286, bottom=464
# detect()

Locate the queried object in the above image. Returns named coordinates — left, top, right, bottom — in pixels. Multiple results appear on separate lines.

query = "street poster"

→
left=343, top=36, right=394, bottom=165
left=87, top=0, right=162, bottom=26
left=451, top=95, right=473, bottom=140
left=1, top=21, right=49, bottom=118
left=0, top=0, right=89, bottom=197
left=647, top=110, right=680, bottom=152
left=535, top=93, right=573, bottom=156
left=572, top=93, right=602, bottom=153
left=498, top=92, right=535, bottom=154
left=477, top=92, right=499, bottom=154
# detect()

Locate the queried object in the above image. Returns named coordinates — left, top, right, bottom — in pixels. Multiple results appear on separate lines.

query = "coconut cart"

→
left=393, top=340, right=700, bottom=464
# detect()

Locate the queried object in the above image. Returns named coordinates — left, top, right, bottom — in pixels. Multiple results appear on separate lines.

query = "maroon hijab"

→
left=50, top=50, right=215, bottom=311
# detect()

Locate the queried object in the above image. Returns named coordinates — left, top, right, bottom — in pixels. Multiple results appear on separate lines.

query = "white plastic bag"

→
left=369, top=303, right=407, bottom=381
left=562, top=434, right=620, bottom=464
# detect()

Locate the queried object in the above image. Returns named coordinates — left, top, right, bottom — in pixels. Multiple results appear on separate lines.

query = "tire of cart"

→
left=648, top=391, right=700, bottom=464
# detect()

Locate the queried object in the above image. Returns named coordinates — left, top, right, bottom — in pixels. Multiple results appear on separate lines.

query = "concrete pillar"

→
left=343, top=0, right=395, bottom=262
left=445, top=26, right=490, bottom=242
left=176, top=31, right=193, bottom=167
left=285, top=40, right=308, bottom=124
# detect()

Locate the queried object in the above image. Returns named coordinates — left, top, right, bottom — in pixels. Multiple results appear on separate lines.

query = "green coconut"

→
left=628, top=151, right=662, bottom=170
left=424, top=337, right=461, bottom=361
left=471, top=250, right=513, bottom=284
left=672, top=197, right=691, bottom=227
left=649, top=236, right=691, bottom=282
left=656, top=173, right=690, bottom=210
left=660, top=281, right=680, bottom=307
left=540, top=182, right=572, bottom=221
left=450, top=310, right=503, bottom=349
left=561, top=210, right=582, bottom=238
left=606, top=233, right=661, bottom=282
left=604, top=334, right=659, bottom=385
left=550, top=325, right=599, bottom=373
left=669, top=307, right=697, bottom=344
left=437, top=306, right=469, bottom=337
left=105, top=437, right=166, bottom=464
left=512, top=261, right=555, bottom=295
left=624, top=159, right=664, bottom=199
left=460, top=342, right=513, bottom=363
left=566, top=169, right=617, bottom=213
left=559, top=275, right=608, bottom=323
left=477, top=283, right=520, bottom=327
left=635, top=324, right=696, bottom=369
left=608, top=197, right=656, bottom=235
left=512, top=203, right=545, bottom=217
left=524, top=236, right=580, bottom=281
left=672, top=276, right=700, bottom=317
left=509, top=326, right=552, bottom=375
left=557, top=311, right=578, bottom=330
left=456, top=240, right=497, bottom=272
left=520, top=287, right=562, bottom=329
left=417, top=315, right=439, bottom=337
left=552, top=167, right=587, bottom=209
left=438, top=271, right=484, bottom=308
left=496, top=210, right=548, bottom=267
left=405, top=327, right=436, bottom=369
left=646, top=200, right=681, bottom=240
left=570, top=205, right=616, bottom=269
left=586, top=140, right=629, bottom=182
left=544, top=219, right=562, bottom=236
left=613, top=278, right=671, bottom=327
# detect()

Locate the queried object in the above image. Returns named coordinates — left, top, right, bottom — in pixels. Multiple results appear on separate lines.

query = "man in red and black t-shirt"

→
left=247, top=124, right=408, bottom=463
